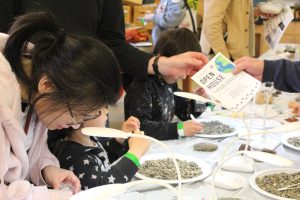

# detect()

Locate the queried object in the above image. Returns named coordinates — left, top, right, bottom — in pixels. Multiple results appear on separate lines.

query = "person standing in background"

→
left=144, top=0, right=187, bottom=44
left=200, top=0, right=255, bottom=61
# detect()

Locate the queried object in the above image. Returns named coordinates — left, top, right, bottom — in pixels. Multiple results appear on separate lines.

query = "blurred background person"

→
left=200, top=0, right=255, bottom=61
left=144, top=0, right=187, bottom=44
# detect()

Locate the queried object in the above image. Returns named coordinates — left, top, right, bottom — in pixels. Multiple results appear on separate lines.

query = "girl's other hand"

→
left=42, top=166, right=81, bottom=194
left=193, top=87, right=209, bottom=99
left=183, top=120, right=203, bottom=137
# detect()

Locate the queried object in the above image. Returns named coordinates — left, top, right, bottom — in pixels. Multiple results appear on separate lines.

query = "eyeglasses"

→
left=65, top=100, right=101, bottom=126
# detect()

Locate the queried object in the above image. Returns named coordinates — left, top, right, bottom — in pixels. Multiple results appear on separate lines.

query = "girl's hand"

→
left=42, top=166, right=81, bottom=194
left=183, top=120, right=203, bottom=137
left=48, top=189, right=73, bottom=200
left=121, top=116, right=140, bottom=132
left=193, top=87, right=209, bottom=99
left=128, top=130, right=150, bottom=159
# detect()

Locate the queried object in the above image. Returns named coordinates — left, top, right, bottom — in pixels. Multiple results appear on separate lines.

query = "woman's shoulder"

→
left=0, top=33, right=8, bottom=51
left=0, top=51, right=22, bottom=116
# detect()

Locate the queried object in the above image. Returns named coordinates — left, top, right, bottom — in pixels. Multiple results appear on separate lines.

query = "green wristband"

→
left=124, top=152, right=141, bottom=167
left=177, top=122, right=184, bottom=137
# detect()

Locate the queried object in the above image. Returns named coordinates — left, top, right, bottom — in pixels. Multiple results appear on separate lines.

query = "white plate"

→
left=173, top=91, right=220, bottom=105
left=257, top=2, right=283, bottom=15
left=242, top=118, right=282, bottom=130
left=194, top=118, right=240, bottom=138
left=249, top=168, right=300, bottom=200
left=71, top=184, right=126, bottom=200
left=135, top=153, right=211, bottom=184
left=281, top=131, right=300, bottom=151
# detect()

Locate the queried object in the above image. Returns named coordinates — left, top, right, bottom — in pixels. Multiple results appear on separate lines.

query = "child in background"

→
left=125, top=28, right=206, bottom=141
left=144, top=0, right=187, bottom=44
left=50, top=107, right=150, bottom=190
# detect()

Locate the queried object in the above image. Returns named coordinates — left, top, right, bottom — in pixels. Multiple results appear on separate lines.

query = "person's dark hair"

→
left=153, top=28, right=201, bottom=57
left=4, top=12, right=121, bottom=116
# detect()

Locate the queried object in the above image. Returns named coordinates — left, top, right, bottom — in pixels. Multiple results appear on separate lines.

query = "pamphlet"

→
left=191, top=53, right=261, bottom=111
left=264, top=6, right=294, bottom=49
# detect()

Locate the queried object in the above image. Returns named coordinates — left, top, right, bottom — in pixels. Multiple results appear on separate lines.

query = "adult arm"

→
left=263, top=59, right=300, bottom=92
left=97, top=1, right=208, bottom=79
left=97, top=0, right=152, bottom=79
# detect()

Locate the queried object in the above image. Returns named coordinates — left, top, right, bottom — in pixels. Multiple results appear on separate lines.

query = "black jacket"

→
left=51, top=136, right=137, bottom=190
left=0, top=0, right=152, bottom=81
left=125, top=76, right=205, bottom=140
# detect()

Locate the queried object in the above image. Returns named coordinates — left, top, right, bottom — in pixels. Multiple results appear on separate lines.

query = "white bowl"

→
left=135, top=153, right=211, bottom=184
left=249, top=168, right=300, bottom=200
left=257, top=2, right=283, bottom=15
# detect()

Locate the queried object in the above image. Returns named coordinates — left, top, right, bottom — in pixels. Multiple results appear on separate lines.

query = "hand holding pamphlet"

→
left=191, top=53, right=261, bottom=111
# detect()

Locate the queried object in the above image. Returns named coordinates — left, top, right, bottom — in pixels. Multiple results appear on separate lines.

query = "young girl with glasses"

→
left=0, top=12, right=145, bottom=200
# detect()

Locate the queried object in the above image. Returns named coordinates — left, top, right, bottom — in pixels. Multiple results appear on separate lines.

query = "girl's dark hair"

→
left=153, top=28, right=201, bottom=57
left=4, top=12, right=121, bottom=115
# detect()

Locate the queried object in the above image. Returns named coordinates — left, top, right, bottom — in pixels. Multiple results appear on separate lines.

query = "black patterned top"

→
left=124, top=76, right=205, bottom=140
left=51, top=137, right=137, bottom=190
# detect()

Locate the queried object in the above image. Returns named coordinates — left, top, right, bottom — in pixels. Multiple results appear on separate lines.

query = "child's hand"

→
left=122, top=116, right=140, bottom=132
left=49, top=189, right=73, bottom=200
left=128, top=130, right=150, bottom=159
left=183, top=120, right=203, bottom=137
left=116, top=116, right=140, bottom=144
left=193, top=87, right=209, bottom=99
left=42, top=166, right=81, bottom=194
